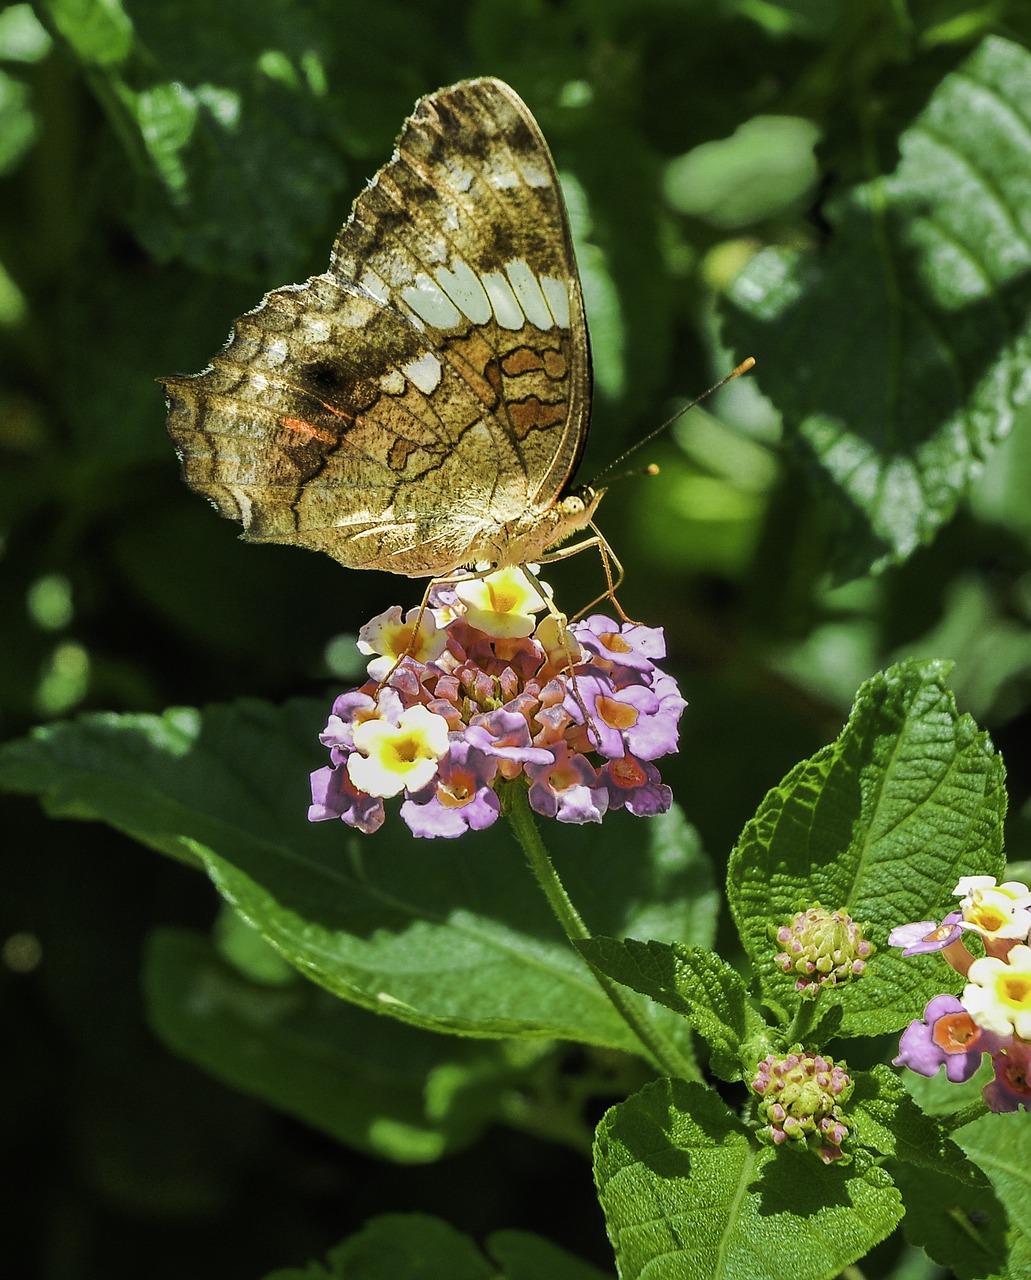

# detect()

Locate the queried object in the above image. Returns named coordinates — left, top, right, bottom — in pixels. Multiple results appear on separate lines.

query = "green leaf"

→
left=213, top=903, right=295, bottom=985
left=0, top=699, right=708, bottom=1052
left=723, top=35, right=1031, bottom=577
left=956, top=1109, right=1031, bottom=1267
left=40, top=0, right=135, bottom=67
left=264, top=1215, right=612, bottom=1280
left=593, top=1077, right=902, bottom=1280
left=486, top=1230, right=612, bottom=1280
left=46, top=0, right=354, bottom=276
left=265, top=1214, right=495, bottom=1280
left=852, top=1065, right=985, bottom=1181
left=889, top=1155, right=1006, bottom=1279
left=664, top=115, right=820, bottom=230
left=0, top=5, right=52, bottom=63
left=577, top=938, right=767, bottom=1081
left=728, top=658, right=1006, bottom=1035
left=144, top=926, right=513, bottom=1163
left=0, top=67, right=36, bottom=176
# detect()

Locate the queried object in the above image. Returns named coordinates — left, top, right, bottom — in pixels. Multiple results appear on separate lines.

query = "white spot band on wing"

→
left=435, top=258, right=492, bottom=324
left=379, top=368, right=406, bottom=395
left=481, top=271, right=524, bottom=330
left=401, top=273, right=462, bottom=328
left=360, top=268, right=390, bottom=305
left=504, top=259, right=553, bottom=330
left=540, top=276, right=571, bottom=329
left=400, top=351, right=443, bottom=394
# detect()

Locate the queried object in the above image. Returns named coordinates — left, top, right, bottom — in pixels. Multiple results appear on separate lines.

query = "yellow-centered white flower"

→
left=954, top=875, right=1031, bottom=940
left=455, top=565, right=551, bottom=639
left=357, top=605, right=448, bottom=682
left=347, top=705, right=450, bottom=798
left=964, top=943, right=1031, bottom=1038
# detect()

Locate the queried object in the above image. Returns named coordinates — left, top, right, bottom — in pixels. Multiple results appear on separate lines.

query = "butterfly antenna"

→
left=598, top=462, right=661, bottom=486
left=589, top=356, right=756, bottom=488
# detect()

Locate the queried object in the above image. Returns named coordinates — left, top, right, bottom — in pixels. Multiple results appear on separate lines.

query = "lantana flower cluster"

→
left=892, top=875, right=1031, bottom=1112
left=751, top=1049, right=854, bottom=1164
left=308, top=568, right=686, bottom=839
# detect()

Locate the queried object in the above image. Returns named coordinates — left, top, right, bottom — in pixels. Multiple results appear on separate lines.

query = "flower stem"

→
left=786, top=999, right=817, bottom=1044
left=505, top=783, right=699, bottom=1080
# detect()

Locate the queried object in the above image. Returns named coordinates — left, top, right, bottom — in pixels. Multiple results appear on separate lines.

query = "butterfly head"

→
left=556, top=483, right=604, bottom=527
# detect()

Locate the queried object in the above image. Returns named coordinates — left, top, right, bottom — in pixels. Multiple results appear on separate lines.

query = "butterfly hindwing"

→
left=163, top=77, right=594, bottom=577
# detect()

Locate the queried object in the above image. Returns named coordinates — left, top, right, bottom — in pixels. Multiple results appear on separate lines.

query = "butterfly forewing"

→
left=162, top=77, right=594, bottom=578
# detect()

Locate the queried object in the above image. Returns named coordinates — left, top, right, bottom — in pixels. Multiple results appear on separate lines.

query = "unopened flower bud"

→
left=751, top=1048, right=854, bottom=1163
left=772, top=904, right=874, bottom=996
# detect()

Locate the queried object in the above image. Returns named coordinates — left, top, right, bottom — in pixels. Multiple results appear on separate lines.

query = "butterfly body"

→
left=162, top=77, right=599, bottom=578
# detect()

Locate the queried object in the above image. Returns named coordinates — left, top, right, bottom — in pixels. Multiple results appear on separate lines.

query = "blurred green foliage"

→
left=7, top=0, right=1031, bottom=1276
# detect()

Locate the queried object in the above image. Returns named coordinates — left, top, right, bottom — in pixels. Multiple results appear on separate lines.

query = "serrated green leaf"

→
left=593, top=1077, right=902, bottom=1280
left=853, top=1065, right=985, bottom=1181
left=145, top=927, right=512, bottom=1163
left=723, top=35, right=1031, bottom=577
left=889, top=1156, right=1006, bottom=1279
left=728, top=659, right=1006, bottom=1036
left=578, top=938, right=766, bottom=1080
left=903, top=1054, right=994, bottom=1117
left=956, top=1109, right=1031, bottom=1265
left=0, top=700, right=706, bottom=1053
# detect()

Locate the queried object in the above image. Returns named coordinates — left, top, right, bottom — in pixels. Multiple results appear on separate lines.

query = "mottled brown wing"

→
left=162, top=77, right=591, bottom=578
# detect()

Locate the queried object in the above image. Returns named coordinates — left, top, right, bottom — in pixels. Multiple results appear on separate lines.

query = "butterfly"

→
left=161, top=77, right=606, bottom=583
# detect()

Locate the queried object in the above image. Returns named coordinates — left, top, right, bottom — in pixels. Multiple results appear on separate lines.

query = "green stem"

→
left=786, top=998, right=818, bottom=1044
left=945, top=1101, right=991, bottom=1133
left=505, top=783, right=699, bottom=1081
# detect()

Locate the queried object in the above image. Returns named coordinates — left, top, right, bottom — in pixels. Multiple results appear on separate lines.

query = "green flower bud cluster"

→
left=773, top=904, right=873, bottom=996
left=751, top=1050, right=853, bottom=1163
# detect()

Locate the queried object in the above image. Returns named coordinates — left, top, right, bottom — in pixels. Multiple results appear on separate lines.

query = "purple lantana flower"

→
left=888, top=912, right=964, bottom=956
left=526, top=742, right=608, bottom=824
left=401, top=741, right=501, bottom=838
left=982, top=1039, right=1031, bottom=1112
left=894, top=995, right=1000, bottom=1083
left=308, top=570, right=687, bottom=839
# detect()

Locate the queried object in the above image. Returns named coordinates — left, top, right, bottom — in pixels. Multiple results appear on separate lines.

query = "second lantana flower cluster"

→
left=892, top=875, right=1031, bottom=1112
left=309, top=568, right=686, bottom=839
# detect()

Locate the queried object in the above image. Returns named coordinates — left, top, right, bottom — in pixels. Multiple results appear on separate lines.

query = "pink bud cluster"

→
left=773, top=905, right=873, bottom=995
left=750, top=1050, right=853, bottom=1163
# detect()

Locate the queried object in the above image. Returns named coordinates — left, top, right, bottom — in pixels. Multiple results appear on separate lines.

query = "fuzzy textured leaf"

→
left=956, top=1110, right=1031, bottom=1266
left=578, top=938, right=766, bottom=1080
left=723, top=35, right=1031, bottom=577
left=851, top=1066, right=986, bottom=1182
left=728, top=659, right=1005, bottom=1034
left=593, top=1077, right=901, bottom=1280
left=0, top=699, right=710, bottom=1053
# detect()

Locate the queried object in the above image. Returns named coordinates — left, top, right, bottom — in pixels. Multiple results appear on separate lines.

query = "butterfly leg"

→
left=538, top=525, right=641, bottom=624
left=516, top=563, right=606, bottom=752
left=372, top=560, right=540, bottom=692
